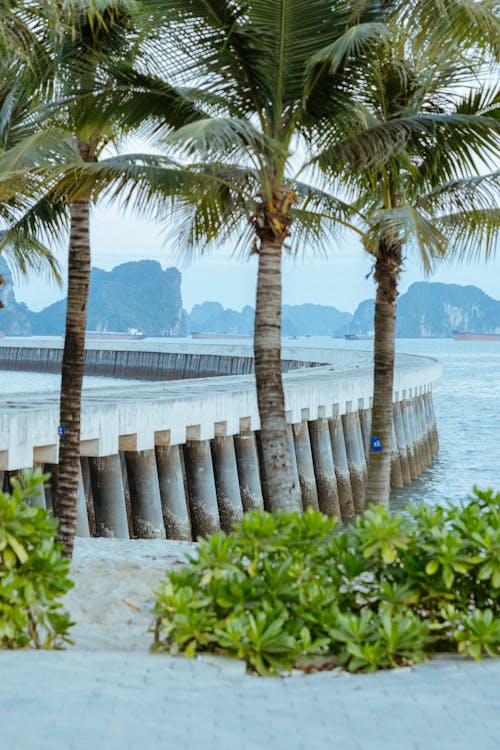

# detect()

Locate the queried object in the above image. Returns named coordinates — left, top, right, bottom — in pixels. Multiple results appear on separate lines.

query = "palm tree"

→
left=313, top=5, right=500, bottom=505
left=119, top=0, right=402, bottom=511
left=0, top=1, right=206, bottom=556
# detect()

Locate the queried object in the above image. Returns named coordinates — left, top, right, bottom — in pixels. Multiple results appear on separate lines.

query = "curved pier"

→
left=0, top=339, right=441, bottom=539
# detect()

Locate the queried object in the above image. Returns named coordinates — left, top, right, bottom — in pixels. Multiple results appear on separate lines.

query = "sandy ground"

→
left=64, top=538, right=196, bottom=652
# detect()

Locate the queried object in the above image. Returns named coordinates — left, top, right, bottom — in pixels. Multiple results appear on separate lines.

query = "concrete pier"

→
left=0, top=340, right=441, bottom=538
left=329, top=413, right=355, bottom=518
left=155, top=446, right=192, bottom=540
left=292, top=421, right=320, bottom=511
left=308, top=418, right=341, bottom=518
left=75, top=463, right=90, bottom=537
left=342, top=406, right=366, bottom=513
left=211, top=436, right=244, bottom=532
left=183, top=440, right=220, bottom=538
left=89, top=455, right=129, bottom=538
left=125, top=450, right=166, bottom=539
left=233, top=432, right=264, bottom=512
left=390, top=424, right=404, bottom=488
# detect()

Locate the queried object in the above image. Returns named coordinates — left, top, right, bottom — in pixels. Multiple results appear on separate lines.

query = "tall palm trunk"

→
left=55, top=140, right=95, bottom=557
left=254, top=238, right=301, bottom=512
left=365, top=242, right=401, bottom=506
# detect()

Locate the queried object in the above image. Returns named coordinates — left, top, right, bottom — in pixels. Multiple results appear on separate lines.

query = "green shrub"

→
left=0, top=470, right=74, bottom=648
left=152, top=487, right=500, bottom=675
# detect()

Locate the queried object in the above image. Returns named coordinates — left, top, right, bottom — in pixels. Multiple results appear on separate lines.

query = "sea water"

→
left=0, top=337, right=498, bottom=505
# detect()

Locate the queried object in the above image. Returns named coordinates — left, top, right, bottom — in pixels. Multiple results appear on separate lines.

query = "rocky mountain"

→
left=29, top=260, right=186, bottom=337
left=0, top=256, right=32, bottom=335
left=347, top=282, right=500, bottom=338
left=186, top=301, right=352, bottom=336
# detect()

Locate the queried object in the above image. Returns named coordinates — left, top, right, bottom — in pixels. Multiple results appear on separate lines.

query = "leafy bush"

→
left=0, top=470, right=74, bottom=648
left=152, top=488, right=500, bottom=674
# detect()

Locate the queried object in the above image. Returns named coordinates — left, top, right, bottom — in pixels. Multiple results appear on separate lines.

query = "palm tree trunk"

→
left=365, top=244, right=401, bottom=506
left=54, top=196, right=91, bottom=557
left=254, top=239, right=302, bottom=512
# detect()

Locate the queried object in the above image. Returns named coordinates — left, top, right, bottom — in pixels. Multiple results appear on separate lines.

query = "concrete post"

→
left=401, top=400, right=419, bottom=480
left=211, top=436, right=244, bottom=532
left=342, top=407, right=366, bottom=512
left=29, top=464, right=47, bottom=509
left=422, top=395, right=435, bottom=464
left=89, top=454, right=129, bottom=538
left=155, top=445, right=192, bottom=541
left=80, top=457, right=96, bottom=536
left=359, top=407, right=371, bottom=460
left=393, top=402, right=411, bottom=485
left=287, top=423, right=302, bottom=506
left=390, top=423, right=404, bottom=488
left=424, top=391, right=439, bottom=456
left=328, top=414, right=355, bottom=518
left=417, top=396, right=432, bottom=468
left=75, top=461, right=90, bottom=537
left=125, top=449, right=166, bottom=539
left=255, top=430, right=271, bottom=512
left=234, top=431, right=264, bottom=512
left=119, top=451, right=134, bottom=537
left=408, top=400, right=424, bottom=475
left=308, top=418, right=341, bottom=518
left=184, top=440, right=220, bottom=537
left=292, top=421, right=320, bottom=511
left=43, top=463, right=59, bottom=514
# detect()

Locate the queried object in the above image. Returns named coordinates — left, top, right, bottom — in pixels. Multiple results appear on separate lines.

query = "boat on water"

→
left=345, top=333, right=374, bottom=341
left=85, top=328, right=146, bottom=341
left=452, top=330, right=500, bottom=341
left=191, top=333, right=252, bottom=340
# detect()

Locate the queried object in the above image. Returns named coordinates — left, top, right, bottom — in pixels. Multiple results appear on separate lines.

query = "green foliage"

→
left=0, top=470, right=74, bottom=649
left=153, top=488, right=500, bottom=675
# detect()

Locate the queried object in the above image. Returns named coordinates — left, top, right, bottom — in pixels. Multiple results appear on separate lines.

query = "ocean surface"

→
left=0, top=337, right=498, bottom=506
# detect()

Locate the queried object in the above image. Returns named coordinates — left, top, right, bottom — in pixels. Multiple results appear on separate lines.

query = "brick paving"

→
left=1, top=650, right=499, bottom=750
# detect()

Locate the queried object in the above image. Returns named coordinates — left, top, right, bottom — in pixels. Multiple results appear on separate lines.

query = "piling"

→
left=211, top=436, right=244, bottom=532
left=125, top=449, right=166, bottom=539
left=184, top=440, right=220, bottom=537
left=329, top=413, right=355, bottom=518
left=308, top=418, right=341, bottom=518
left=234, top=431, right=264, bottom=512
left=292, top=421, right=320, bottom=511
left=80, top=457, right=96, bottom=536
left=401, top=400, right=419, bottom=480
left=75, top=461, right=90, bottom=537
left=155, top=445, right=192, bottom=540
left=393, top=402, right=411, bottom=485
left=390, top=424, right=404, bottom=488
left=342, top=406, right=366, bottom=512
left=89, top=454, right=129, bottom=538
left=29, top=464, right=47, bottom=509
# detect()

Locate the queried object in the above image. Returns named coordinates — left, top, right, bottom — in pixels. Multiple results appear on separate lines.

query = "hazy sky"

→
left=14, top=203, right=500, bottom=314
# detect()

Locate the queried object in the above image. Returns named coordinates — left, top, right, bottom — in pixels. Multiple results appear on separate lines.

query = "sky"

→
left=13, top=202, right=500, bottom=314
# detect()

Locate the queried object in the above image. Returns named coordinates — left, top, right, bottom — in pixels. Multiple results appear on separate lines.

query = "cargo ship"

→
left=85, top=329, right=146, bottom=341
left=452, top=331, right=500, bottom=341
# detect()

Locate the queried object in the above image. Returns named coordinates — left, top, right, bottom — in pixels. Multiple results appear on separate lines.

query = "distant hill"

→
left=186, top=302, right=352, bottom=336
left=1, top=255, right=499, bottom=339
left=28, top=260, right=186, bottom=337
left=0, top=256, right=32, bottom=335
left=348, top=282, right=500, bottom=338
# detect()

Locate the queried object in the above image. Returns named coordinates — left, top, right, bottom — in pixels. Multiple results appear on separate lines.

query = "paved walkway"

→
left=1, top=651, right=499, bottom=750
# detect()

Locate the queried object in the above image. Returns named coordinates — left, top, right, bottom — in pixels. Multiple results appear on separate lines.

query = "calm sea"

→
left=0, top=337, right=498, bottom=505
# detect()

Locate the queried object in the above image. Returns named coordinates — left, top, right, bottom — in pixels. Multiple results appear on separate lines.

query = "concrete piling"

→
left=292, top=421, right=320, bottom=511
left=393, top=402, right=411, bottom=485
left=329, top=413, right=355, bottom=518
left=75, top=462, right=90, bottom=537
left=342, top=406, right=366, bottom=513
left=89, top=454, right=129, bottom=538
left=308, top=418, right=341, bottom=518
left=29, top=464, right=47, bottom=509
left=125, top=449, right=166, bottom=539
left=184, top=440, right=220, bottom=537
left=390, top=424, right=404, bottom=488
left=80, top=457, right=96, bottom=536
left=211, top=436, right=244, bottom=532
left=401, top=400, right=419, bottom=480
left=234, top=432, right=264, bottom=512
left=359, top=405, right=371, bottom=460
left=155, top=445, right=192, bottom=540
